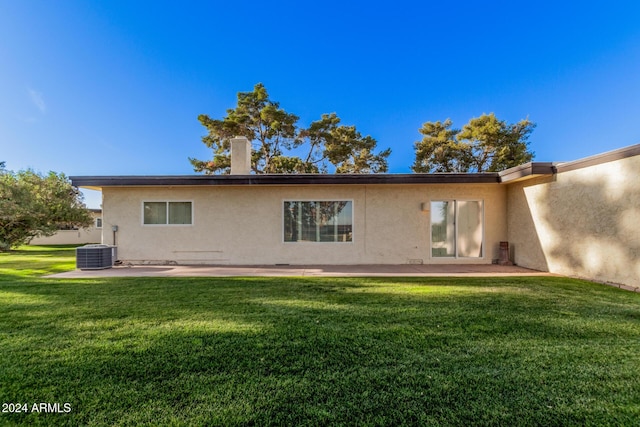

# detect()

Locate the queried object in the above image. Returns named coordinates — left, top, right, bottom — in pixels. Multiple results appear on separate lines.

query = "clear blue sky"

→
left=2, top=1, right=639, bottom=208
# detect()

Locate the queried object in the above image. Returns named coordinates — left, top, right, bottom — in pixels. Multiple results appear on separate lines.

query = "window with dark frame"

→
left=284, top=201, right=353, bottom=242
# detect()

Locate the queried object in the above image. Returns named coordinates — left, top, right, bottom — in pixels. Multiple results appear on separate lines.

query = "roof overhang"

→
left=498, top=162, right=556, bottom=183
left=71, top=173, right=501, bottom=190
left=554, top=144, right=640, bottom=174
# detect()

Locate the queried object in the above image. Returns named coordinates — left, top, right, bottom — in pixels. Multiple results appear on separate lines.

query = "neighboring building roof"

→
left=70, top=144, right=639, bottom=190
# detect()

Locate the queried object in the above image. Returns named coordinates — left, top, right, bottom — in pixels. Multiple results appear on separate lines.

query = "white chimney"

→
left=230, top=136, right=251, bottom=175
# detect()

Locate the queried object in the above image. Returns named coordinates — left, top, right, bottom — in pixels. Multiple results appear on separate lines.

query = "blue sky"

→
left=2, top=1, right=639, bottom=208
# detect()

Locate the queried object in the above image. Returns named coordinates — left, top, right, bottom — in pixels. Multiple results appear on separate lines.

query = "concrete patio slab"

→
left=48, top=264, right=553, bottom=279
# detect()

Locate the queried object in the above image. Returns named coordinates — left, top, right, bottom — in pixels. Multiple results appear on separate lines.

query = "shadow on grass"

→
left=0, top=246, right=78, bottom=281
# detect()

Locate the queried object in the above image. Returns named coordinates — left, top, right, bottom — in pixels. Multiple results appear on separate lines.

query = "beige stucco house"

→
left=29, top=209, right=102, bottom=245
left=71, top=140, right=640, bottom=289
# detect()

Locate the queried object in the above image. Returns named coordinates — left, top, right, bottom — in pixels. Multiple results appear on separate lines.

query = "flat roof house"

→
left=29, top=209, right=102, bottom=245
left=71, top=139, right=640, bottom=289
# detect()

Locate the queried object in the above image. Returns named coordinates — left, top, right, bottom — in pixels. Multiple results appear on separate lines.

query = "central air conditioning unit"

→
left=76, top=245, right=117, bottom=270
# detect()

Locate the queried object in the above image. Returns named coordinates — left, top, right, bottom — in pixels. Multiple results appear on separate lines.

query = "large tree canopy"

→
left=189, top=83, right=390, bottom=174
left=412, top=113, right=535, bottom=173
left=0, top=169, right=93, bottom=250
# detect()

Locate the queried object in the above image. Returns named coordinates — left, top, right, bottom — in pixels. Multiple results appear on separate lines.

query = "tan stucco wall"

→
left=101, top=184, right=507, bottom=265
left=29, top=212, right=102, bottom=245
left=507, top=155, right=640, bottom=288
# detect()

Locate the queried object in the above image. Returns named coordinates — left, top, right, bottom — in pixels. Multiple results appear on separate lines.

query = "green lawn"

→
left=1, top=247, right=639, bottom=426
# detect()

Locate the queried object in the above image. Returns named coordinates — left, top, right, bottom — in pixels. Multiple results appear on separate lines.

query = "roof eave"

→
left=554, top=143, right=640, bottom=173
left=70, top=173, right=501, bottom=189
left=499, top=162, right=556, bottom=183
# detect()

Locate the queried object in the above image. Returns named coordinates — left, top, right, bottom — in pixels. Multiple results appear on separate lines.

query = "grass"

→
left=0, top=245, right=78, bottom=277
left=1, top=247, right=639, bottom=426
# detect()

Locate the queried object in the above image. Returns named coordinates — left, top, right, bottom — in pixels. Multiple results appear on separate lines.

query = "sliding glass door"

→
left=431, top=200, right=483, bottom=258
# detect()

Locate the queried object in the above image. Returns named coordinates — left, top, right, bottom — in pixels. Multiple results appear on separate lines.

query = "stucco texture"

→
left=507, top=155, right=640, bottom=288
left=102, top=184, right=507, bottom=265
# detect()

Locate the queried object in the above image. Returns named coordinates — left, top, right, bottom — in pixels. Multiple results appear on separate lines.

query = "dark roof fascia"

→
left=554, top=143, right=640, bottom=174
left=70, top=173, right=501, bottom=188
left=498, top=162, right=556, bottom=183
